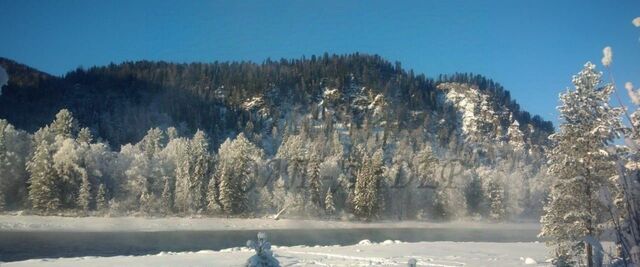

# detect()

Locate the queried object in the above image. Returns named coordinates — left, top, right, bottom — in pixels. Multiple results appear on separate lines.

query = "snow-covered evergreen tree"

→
left=432, top=186, right=451, bottom=221
left=50, top=109, right=78, bottom=139
left=206, top=176, right=222, bottom=214
left=27, top=128, right=60, bottom=213
left=76, top=127, right=93, bottom=144
left=324, top=187, right=336, bottom=216
left=540, top=62, right=623, bottom=265
left=188, top=130, right=212, bottom=212
left=414, top=145, right=438, bottom=188
left=0, top=119, right=30, bottom=210
left=308, top=159, right=322, bottom=210
left=77, top=171, right=91, bottom=212
left=173, top=137, right=191, bottom=213
left=96, top=183, right=107, bottom=211
left=218, top=133, right=263, bottom=214
left=487, top=179, right=506, bottom=221
left=465, top=174, right=485, bottom=216
left=126, top=128, right=166, bottom=213
left=161, top=176, right=174, bottom=214
left=353, top=149, right=384, bottom=220
left=507, top=115, right=526, bottom=152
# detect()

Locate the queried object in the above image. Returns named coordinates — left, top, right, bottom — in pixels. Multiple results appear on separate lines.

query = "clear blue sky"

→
left=1, top=0, right=640, bottom=126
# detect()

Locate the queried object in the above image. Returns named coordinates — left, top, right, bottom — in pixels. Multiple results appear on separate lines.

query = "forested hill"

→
left=0, top=54, right=552, bottom=151
left=0, top=54, right=555, bottom=220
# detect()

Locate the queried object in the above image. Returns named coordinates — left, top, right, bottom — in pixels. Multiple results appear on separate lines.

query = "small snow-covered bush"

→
left=246, top=232, right=279, bottom=267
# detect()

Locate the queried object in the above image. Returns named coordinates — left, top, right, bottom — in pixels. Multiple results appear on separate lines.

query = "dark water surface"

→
left=0, top=227, right=540, bottom=262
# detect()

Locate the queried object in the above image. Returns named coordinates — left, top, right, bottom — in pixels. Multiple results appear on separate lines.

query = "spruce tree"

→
left=206, top=176, right=222, bottom=213
left=353, top=149, right=384, bottom=220
left=77, top=172, right=91, bottom=212
left=96, top=183, right=108, bottom=212
left=27, top=135, right=60, bottom=213
left=308, top=160, right=322, bottom=209
left=540, top=62, right=623, bottom=266
left=50, top=109, right=78, bottom=139
left=432, top=187, right=450, bottom=221
left=77, top=127, right=93, bottom=144
left=218, top=133, right=263, bottom=214
left=161, top=176, right=174, bottom=214
left=173, top=138, right=191, bottom=213
left=325, top=187, right=336, bottom=216
left=507, top=115, right=526, bottom=152
left=487, top=180, right=506, bottom=221
left=189, top=130, right=211, bottom=212
left=465, top=175, right=485, bottom=215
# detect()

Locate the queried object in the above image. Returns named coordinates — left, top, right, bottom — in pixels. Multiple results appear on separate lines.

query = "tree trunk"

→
left=586, top=243, right=593, bottom=267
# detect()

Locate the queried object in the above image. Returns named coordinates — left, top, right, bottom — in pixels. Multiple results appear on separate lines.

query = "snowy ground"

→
left=2, top=241, right=551, bottom=267
left=0, top=214, right=540, bottom=232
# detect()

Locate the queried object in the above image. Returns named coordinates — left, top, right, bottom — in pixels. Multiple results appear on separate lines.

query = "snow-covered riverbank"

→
left=0, top=214, right=540, bottom=232
left=2, top=240, right=551, bottom=267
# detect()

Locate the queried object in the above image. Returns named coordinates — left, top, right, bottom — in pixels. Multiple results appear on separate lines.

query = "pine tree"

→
left=189, top=130, right=211, bottom=212
left=50, top=109, right=78, bottom=139
left=77, top=127, right=93, bottom=144
left=27, top=135, right=60, bottom=213
left=325, top=187, right=336, bottom=216
left=161, top=176, right=174, bottom=214
left=465, top=175, right=485, bottom=215
left=127, top=128, right=165, bottom=213
left=96, top=183, right=108, bottom=211
left=507, top=115, right=526, bottom=152
left=487, top=180, right=506, bottom=221
left=432, top=187, right=450, bottom=220
left=540, top=62, right=623, bottom=266
left=77, top=171, right=91, bottom=212
left=206, top=176, right=222, bottom=213
left=173, top=138, right=191, bottom=213
left=415, top=145, right=438, bottom=188
left=308, top=160, right=322, bottom=209
left=352, top=149, right=384, bottom=220
left=218, top=133, right=263, bottom=214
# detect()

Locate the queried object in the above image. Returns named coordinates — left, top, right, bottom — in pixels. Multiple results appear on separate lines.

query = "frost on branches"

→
left=540, top=62, right=623, bottom=265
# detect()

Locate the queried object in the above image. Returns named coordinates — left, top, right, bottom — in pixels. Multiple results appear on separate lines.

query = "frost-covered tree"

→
left=126, top=128, right=166, bottom=213
left=53, top=138, right=84, bottom=209
left=465, top=174, right=485, bottom=216
left=172, top=137, right=191, bottom=213
left=77, top=127, right=93, bottom=144
left=96, top=183, right=108, bottom=211
left=487, top=179, right=506, bottom=221
left=276, top=134, right=308, bottom=189
left=161, top=176, right=174, bottom=214
left=50, top=109, right=78, bottom=139
left=206, top=176, right=222, bottom=214
left=308, top=159, right=322, bottom=210
left=604, top=42, right=640, bottom=265
left=0, top=119, right=31, bottom=210
left=77, top=172, right=91, bottom=212
left=507, top=116, right=526, bottom=152
left=218, top=133, right=263, bottom=214
left=540, top=62, right=623, bottom=266
left=189, top=130, right=212, bottom=212
left=325, top=187, right=336, bottom=216
left=432, top=186, right=451, bottom=221
left=414, top=145, right=438, bottom=187
left=27, top=128, right=60, bottom=212
left=353, top=149, right=384, bottom=220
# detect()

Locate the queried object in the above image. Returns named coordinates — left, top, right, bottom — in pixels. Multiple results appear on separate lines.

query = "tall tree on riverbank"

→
left=540, top=62, right=623, bottom=267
